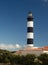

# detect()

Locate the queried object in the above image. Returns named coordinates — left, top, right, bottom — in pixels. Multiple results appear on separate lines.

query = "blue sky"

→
left=0, top=0, right=48, bottom=51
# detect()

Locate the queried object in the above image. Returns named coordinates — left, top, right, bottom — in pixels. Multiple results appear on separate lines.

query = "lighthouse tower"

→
left=27, top=12, right=34, bottom=47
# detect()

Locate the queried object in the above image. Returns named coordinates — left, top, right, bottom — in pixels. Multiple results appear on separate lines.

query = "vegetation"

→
left=0, top=49, right=48, bottom=65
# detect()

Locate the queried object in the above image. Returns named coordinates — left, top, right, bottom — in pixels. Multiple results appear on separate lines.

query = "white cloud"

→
left=15, top=44, right=21, bottom=48
left=41, top=0, right=48, bottom=6
left=0, top=43, right=21, bottom=51
left=42, top=0, right=48, bottom=2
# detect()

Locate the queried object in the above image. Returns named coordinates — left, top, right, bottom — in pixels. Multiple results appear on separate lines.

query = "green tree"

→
left=20, top=54, right=36, bottom=65
left=38, top=53, right=48, bottom=65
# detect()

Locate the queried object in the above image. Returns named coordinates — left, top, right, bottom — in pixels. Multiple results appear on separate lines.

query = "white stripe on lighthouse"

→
left=27, top=33, right=34, bottom=39
left=27, top=21, right=33, bottom=27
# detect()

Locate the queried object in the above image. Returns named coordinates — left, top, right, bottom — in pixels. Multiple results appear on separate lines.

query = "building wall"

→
left=21, top=50, right=43, bottom=56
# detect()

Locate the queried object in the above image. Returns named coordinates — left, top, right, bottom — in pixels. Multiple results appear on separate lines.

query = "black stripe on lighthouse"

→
left=27, top=12, right=34, bottom=46
left=27, top=27, right=33, bottom=32
left=27, top=39, right=33, bottom=44
left=27, top=17, right=33, bottom=21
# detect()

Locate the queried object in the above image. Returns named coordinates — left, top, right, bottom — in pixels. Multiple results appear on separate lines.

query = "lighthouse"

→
left=27, top=12, right=34, bottom=47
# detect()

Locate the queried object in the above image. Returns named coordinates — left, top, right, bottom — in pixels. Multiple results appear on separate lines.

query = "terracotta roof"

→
left=42, top=46, right=48, bottom=51
left=24, top=46, right=48, bottom=51
left=44, top=46, right=48, bottom=48
left=24, top=47, right=43, bottom=51
left=13, top=46, right=48, bottom=55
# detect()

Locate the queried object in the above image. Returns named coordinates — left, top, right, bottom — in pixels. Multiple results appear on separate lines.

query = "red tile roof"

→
left=42, top=46, right=48, bottom=51
left=13, top=46, right=48, bottom=55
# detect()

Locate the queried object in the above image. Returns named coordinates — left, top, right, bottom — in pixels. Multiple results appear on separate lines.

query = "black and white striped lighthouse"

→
left=27, top=12, right=34, bottom=47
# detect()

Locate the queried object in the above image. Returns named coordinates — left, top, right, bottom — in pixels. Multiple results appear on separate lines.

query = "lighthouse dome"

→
left=28, top=12, right=32, bottom=17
